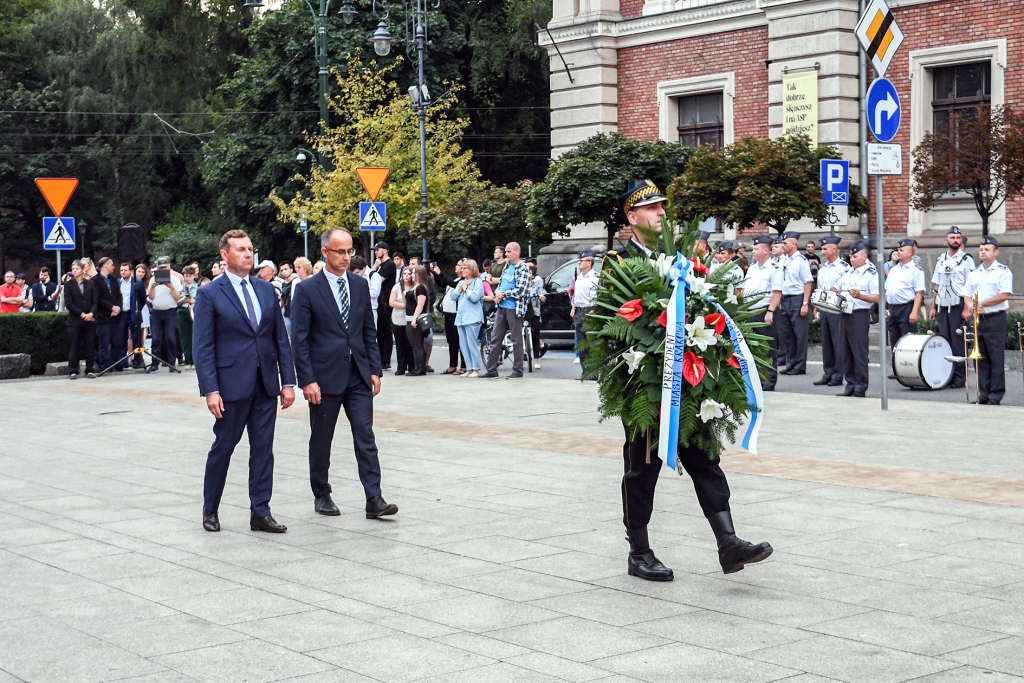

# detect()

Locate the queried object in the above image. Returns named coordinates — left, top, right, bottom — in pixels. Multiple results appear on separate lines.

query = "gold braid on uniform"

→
left=621, top=180, right=659, bottom=214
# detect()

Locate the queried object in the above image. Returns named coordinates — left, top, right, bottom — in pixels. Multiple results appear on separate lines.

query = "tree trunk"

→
left=981, top=211, right=989, bottom=237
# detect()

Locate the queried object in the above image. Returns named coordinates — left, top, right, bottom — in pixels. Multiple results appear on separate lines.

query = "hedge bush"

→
left=0, top=313, right=69, bottom=373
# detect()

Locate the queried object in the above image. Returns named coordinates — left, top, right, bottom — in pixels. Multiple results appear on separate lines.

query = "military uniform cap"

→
left=752, top=235, right=774, bottom=246
left=699, top=231, right=712, bottom=241
left=819, top=235, right=842, bottom=246
left=850, top=239, right=870, bottom=254
left=716, top=241, right=734, bottom=252
left=897, top=238, right=917, bottom=249
left=947, top=226, right=961, bottom=235
left=981, top=235, right=999, bottom=247
left=781, top=231, right=800, bottom=241
left=578, top=249, right=597, bottom=260
left=618, top=179, right=667, bottom=220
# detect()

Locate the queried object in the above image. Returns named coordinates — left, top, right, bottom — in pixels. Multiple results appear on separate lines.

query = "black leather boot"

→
left=626, top=527, right=674, bottom=582
left=709, top=511, right=773, bottom=574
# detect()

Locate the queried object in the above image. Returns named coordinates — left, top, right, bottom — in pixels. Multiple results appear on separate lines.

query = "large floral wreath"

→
left=580, top=220, right=771, bottom=464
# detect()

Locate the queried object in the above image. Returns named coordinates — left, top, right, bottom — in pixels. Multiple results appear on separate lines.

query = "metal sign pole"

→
left=876, top=174, right=887, bottom=411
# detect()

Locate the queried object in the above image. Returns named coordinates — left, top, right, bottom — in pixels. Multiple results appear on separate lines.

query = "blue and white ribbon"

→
left=658, top=254, right=690, bottom=471
left=709, top=301, right=763, bottom=454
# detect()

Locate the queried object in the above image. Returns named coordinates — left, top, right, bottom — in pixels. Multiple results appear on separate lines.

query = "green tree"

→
left=911, top=105, right=1024, bottom=236
left=147, top=205, right=221, bottom=268
left=670, top=135, right=867, bottom=235
left=528, top=133, right=693, bottom=250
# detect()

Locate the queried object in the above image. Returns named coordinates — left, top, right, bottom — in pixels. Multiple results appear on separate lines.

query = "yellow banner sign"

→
left=782, top=71, right=818, bottom=146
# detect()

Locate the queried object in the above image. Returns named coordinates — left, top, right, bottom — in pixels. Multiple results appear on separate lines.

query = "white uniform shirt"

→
left=780, top=253, right=813, bottom=296
left=573, top=269, right=600, bottom=308
left=149, top=272, right=183, bottom=311
left=836, top=263, right=879, bottom=311
left=742, top=259, right=782, bottom=309
left=931, top=250, right=975, bottom=306
left=710, top=259, right=744, bottom=284
left=816, top=257, right=850, bottom=292
left=885, top=261, right=926, bottom=305
left=963, top=261, right=1012, bottom=314
left=362, top=270, right=382, bottom=311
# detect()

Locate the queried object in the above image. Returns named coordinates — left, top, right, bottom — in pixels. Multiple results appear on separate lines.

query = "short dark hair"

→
left=494, top=246, right=506, bottom=256
left=97, top=257, right=112, bottom=270
left=183, top=265, right=199, bottom=276
left=350, top=256, right=368, bottom=271
left=279, top=261, right=292, bottom=269
left=120, top=262, right=131, bottom=269
left=393, top=251, right=405, bottom=261
left=39, top=267, right=50, bottom=275
left=220, top=229, right=248, bottom=253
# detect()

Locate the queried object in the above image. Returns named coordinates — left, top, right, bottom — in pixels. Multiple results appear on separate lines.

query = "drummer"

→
left=710, top=242, right=745, bottom=283
left=814, top=235, right=850, bottom=387
left=834, top=239, right=879, bottom=397
left=962, top=236, right=1013, bottom=405
left=742, top=235, right=783, bottom=391
left=884, top=238, right=926, bottom=374
left=929, top=226, right=974, bottom=389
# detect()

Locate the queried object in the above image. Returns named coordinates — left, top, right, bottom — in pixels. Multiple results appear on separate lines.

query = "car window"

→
left=545, top=260, right=578, bottom=291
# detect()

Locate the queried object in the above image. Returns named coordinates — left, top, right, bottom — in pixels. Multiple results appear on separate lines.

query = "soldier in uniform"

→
left=742, top=235, right=783, bottom=391
left=813, top=235, right=850, bottom=387
left=884, top=238, right=926, bottom=373
left=710, top=242, right=745, bottom=283
left=777, top=231, right=813, bottom=375
left=770, top=238, right=787, bottom=366
left=834, top=240, right=878, bottom=397
left=610, top=179, right=772, bottom=582
left=962, top=236, right=1013, bottom=405
left=929, top=226, right=974, bottom=388
left=572, top=250, right=600, bottom=372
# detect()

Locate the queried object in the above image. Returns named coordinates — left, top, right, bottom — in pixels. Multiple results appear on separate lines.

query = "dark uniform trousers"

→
left=937, top=303, right=968, bottom=386
left=621, top=422, right=731, bottom=530
left=819, top=311, right=844, bottom=383
left=887, top=302, right=915, bottom=352
left=749, top=309, right=777, bottom=387
left=574, top=307, right=591, bottom=372
left=778, top=295, right=809, bottom=372
left=839, top=309, right=870, bottom=394
left=976, top=311, right=1007, bottom=402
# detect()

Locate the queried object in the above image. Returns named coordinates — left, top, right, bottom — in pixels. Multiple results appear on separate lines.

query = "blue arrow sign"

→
left=867, top=78, right=901, bottom=143
left=359, top=202, right=386, bottom=231
left=820, top=159, right=850, bottom=205
left=43, top=217, right=75, bottom=250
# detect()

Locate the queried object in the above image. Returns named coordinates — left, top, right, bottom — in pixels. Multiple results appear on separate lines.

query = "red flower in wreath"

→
left=704, top=313, right=726, bottom=335
left=656, top=309, right=667, bottom=327
left=617, top=299, right=643, bottom=322
left=689, top=258, right=708, bottom=275
left=726, top=355, right=741, bottom=369
left=682, top=351, right=705, bottom=387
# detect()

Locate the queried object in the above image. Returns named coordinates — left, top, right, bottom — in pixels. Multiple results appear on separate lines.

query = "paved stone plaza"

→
left=1, top=371, right=1023, bottom=683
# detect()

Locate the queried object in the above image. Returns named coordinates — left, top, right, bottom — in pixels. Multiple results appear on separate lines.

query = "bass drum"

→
left=893, top=334, right=953, bottom=390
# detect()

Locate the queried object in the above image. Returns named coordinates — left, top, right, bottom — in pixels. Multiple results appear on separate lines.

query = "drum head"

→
left=920, top=335, right=953, bottom=389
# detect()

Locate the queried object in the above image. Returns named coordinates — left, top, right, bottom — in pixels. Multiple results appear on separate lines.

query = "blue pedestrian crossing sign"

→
left=866, top=78, right=901, bottom=143
left=43, top=217, right=75, bottom=250
left=820, top=160, right=850, bottom=205
left=359, top=202, right=386, bottom=231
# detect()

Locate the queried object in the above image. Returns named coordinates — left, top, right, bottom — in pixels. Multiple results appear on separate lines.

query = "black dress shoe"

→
left=146, top=365, right=159, bottom=373
left=366, top=495, right=398, bottom=519
left=69, top=373, right=79, bottom=380
left=761, top=384, right=775, bottom=392
left=853, top=391, right=866, bottom=398
left=828, top=380, right=844, bottom=386
left=709, top=511, right=772, bottom=574
left=812, top=377, right=830, bottom=385
left=949, top=382, right=965, bottom=389
left=887, top=373, right=897, bottom=379
left=394, top=369, right=406, bottom=376
left=989, top=399, right=1001, bottom=405
left=978, top=397, right=988, bottom=405
left=203, top=508, right=220, bottom=532
left=626, top=527, right=673, bottom=581
left=479, top=371, right=499, bottom=378
left=787, top=370, right=806, bottom=376
left=506, top=372, right=523, bottom=379
left=838, top=387, right=855, bottom=396
left=250, top=515, right=287, bottom=533
left=315, top=494, right=341, bottom=516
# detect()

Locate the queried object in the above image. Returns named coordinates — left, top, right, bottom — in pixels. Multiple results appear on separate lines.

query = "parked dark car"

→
left=539, top=256, right=603, bottom=344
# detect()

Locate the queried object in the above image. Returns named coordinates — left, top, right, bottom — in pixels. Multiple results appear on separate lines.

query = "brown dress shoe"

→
left=203, top=508, right=220, bottom=532
left=250, top=515, right=287, bottom=533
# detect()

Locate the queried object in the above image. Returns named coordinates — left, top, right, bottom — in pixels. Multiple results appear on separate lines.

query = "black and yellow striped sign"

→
left=855, top=0, right=905, bottom=78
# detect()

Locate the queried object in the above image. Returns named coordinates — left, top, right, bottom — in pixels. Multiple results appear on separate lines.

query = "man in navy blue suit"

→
left=290, top=228, right=397, bottom=519
left=193, top=230, right=296, bottom=533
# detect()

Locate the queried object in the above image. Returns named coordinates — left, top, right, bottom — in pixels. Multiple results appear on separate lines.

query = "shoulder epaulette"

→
left=995, top=262, right=1008, bottom=269
left=866, top=266, right=877, bottom=274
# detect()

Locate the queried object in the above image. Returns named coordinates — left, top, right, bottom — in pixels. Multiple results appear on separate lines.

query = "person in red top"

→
left=0, top=271, right=25, bottom=313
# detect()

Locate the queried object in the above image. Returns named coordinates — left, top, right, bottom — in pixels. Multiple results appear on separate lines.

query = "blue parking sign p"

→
left=820, top=160, right=849, bottom=205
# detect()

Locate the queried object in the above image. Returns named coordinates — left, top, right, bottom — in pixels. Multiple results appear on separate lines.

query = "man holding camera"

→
left=147, top=256, right=182, bottom=372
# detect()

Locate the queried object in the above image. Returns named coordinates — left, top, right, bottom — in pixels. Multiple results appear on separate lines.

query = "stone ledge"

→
left=0, top=354, right=30, bottom=380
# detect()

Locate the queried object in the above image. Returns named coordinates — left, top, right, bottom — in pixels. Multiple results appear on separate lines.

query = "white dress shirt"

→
left=362, top=270, right=382, bottom=311
left=710, top=259, right=744, bottom=283
left=224, top=270, right=262, bottom=326
left=816, top=257, right=850, bottom=292
left=932, top=250, right=975, bottom=306
left=573, top=269, right=600, bottom=308
left=742, top=259, right=781, bottom=309
left=780, top=253, right=813, bottom=296
left=963, top=261, right=1013, bottom=314
left=836, top=263, right=879, bottom=311
left=119, top=277, right=133, bottom=309
left=324, top=269, right=352, bottom=319
left=885, top=261, right=926, bottom=305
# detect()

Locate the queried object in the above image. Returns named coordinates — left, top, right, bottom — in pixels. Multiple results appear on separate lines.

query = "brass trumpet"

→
left=968, top=292, right=984, bottom=361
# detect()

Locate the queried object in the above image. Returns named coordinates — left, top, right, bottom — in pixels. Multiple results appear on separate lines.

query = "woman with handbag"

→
left=405, top=266, right=431, bottom=376
left=390, top=267, right=414, bottom=375
left=449, top=259, right=485, bottom=377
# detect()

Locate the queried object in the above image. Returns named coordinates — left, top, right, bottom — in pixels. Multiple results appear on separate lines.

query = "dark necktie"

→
left=240, top=279, right=259, bottom=332
left=337, top=276, right=350, bottom=330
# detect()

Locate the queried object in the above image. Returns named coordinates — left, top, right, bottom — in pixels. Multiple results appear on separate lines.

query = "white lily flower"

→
left=651, top=253, right=675, bottom=278
left=622, top=349, right=646, bottom=374
left=685, top=316, right=718, bottom=351
left=689, top=277, right=714, bottom=297
left=699, top=398, right=725, bottom=422
left=726, top=284, right=738, bottom=305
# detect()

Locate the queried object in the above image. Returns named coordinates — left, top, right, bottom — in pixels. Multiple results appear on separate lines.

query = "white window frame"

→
left=907, top=39, right=1007, bottom=236
left=657, top=72, right=735, bottom=147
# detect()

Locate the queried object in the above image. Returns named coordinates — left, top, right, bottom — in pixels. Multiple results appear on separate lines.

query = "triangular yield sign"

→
left=355, top=168, right=390, bottom=202
left=35, top=178, right=79, bottom=216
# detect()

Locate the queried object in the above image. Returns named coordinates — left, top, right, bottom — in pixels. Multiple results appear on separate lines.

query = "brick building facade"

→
left=538, top=0, right=1023, bottom=292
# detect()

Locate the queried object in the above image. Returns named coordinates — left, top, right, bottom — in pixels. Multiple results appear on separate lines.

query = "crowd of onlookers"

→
left=0, top=240, right=550, bottom=380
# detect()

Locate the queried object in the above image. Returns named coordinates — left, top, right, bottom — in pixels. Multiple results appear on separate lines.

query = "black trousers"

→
left=406, top=322, right=426, bottom=372
left=443, top=312, right=464, bottom=368
left=96, top=322, right=116, bottom=370
left=976, top=311, right=1007, bottom=402
left=819, top=311, right=843, bottom=383
left=150, top=308, right=178, bottom=367
left=203, top=369, right=277, bottom=518
left=574, top=308, right=591, bottom=371
left=377, top=307, right=394, bottom=367
left=749, top=309, right=777, bottom=387
left=839, top=309, right=870, bottom=394
left=621, top=422, right=731, bottom=531
left=937, top=303, right=968, bottom=386
left=778, top=295, right=809, bottom=372
left=526, top=307, right=542, bottom=361
left=392, top=321, right=412, bottom=373
left=887, top=302, right=915, bottom=352
left=67, top=324, right=97, bottom=373
left=307, top=360, right=383, bottom=500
